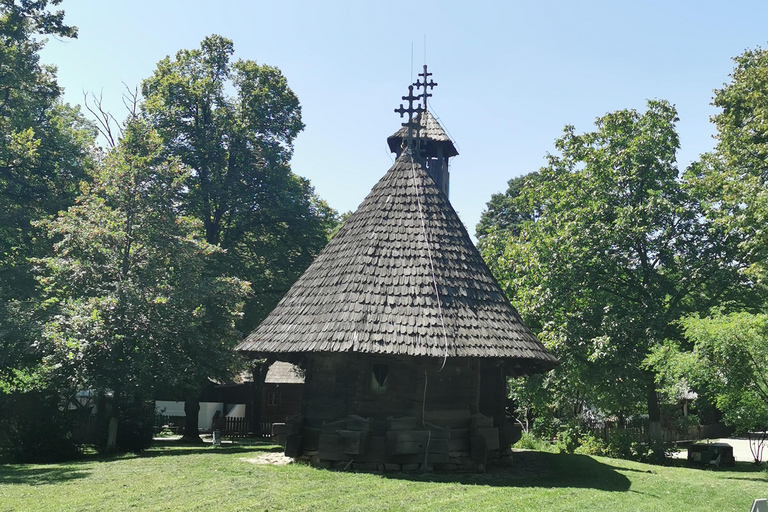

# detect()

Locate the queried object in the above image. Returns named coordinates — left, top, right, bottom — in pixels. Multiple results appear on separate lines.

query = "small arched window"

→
left=371, top=363, right=388, bottom=394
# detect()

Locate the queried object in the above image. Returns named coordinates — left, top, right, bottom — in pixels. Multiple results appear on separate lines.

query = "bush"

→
left=603, top=428, right=670, bottom=463
left=0, top=390, right=80, bottom=463
left=575, top=432, right=610, bottom=456
left=555, top=421, right=582, bottom=454
left=514, top=432, right=554, bottom=451
left=90, top=395, right=154, bottom=454
left=115, top=399, right=154, bottom=453
left=531, top=413, right=560, bottom=440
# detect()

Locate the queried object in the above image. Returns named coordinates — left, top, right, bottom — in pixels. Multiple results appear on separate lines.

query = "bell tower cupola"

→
left=387, top=65, right=458, bottom=198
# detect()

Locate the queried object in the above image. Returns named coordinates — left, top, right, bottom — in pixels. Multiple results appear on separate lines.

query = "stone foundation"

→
left=273, top=412, right=521, bottom=473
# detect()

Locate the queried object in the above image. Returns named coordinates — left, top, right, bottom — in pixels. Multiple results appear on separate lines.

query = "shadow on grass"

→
left=136, top=438, right=283, bottom=458
left=0, top=465, right=91, bottom=485
left=666, top=458, right=767, bottom=475
left=380, top=452, right=632, bottom=492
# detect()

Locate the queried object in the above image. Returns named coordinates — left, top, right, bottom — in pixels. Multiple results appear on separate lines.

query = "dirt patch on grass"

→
left=240, top=452, right=294, bottom=466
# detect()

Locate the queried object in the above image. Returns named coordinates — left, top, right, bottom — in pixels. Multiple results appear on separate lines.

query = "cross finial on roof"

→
left=414, top=64, right=437, bottom=112
left=394, top=84, right=424, bottom=151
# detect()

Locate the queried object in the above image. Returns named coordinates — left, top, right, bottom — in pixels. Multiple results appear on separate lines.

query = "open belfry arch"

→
left=236, top=67, right=556, bottom=472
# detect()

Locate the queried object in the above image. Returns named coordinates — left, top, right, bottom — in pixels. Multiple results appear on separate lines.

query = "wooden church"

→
left=236, top=67, right=556, bottom=471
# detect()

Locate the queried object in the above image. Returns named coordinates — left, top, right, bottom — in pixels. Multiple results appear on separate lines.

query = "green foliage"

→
left=606, top=429, right=645, bottom=461
left=651, top=312, right=768, bottom=434
left=481, top=100, right=743, bottom=441
left=555, top=421, right=582, bottom=454
left=115, top=399, right=155, bottom=453
left=476, top=171, right=547, bottom=240
left=0, top=389, right=80, bottom=463
left=0, top=0, right=95, bottom=389
left=141, top=35, right=336, bottom=333
left=35, top=119, right=248, bottom=421
left=514, top=432, right=555, bottom=451
left=574, top=432, right=610, bottom=457
left=530, top=411, right=560, bottom=441
left=687, top=45, right=768, bottom=297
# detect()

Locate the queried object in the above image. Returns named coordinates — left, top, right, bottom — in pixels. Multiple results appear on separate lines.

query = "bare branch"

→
left=121, top=82, right=140, bottom=119
left=82, top=90, right=119, bottom=149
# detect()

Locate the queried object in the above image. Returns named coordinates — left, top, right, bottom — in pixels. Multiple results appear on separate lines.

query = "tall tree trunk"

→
left=106, top=416, right=118, bottom=451
left=181, top=390, right=203, bottom=443
left=105, top=387, right=121, bottom=452
left=647, top=382, right=663, bottom=452
left=251, top=360, right=272, bottom=436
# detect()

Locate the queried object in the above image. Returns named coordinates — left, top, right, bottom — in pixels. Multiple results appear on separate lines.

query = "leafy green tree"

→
left=651, top=313, right=768, bottom=436
left=687, top=45, right=768, bottom=297
left=647, top=47, right=768, bottom=460
left=140, top=35, right=336, bottom=439
left=0, top=0, right=95, bottom=388
left=36, top=120, right=248, bottom=451
left=476, top=171, right=547, bottom=240
left=481, top=100, right=744, bottom=452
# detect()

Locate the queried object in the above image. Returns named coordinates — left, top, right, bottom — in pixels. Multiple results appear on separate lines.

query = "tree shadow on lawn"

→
left=0, top=464, right=90, bottom=486
left=666, top=457, right=767, bottom=478
left=136, top=438, right=283, bottom=459
left=382, top=452, right=632, bottom=492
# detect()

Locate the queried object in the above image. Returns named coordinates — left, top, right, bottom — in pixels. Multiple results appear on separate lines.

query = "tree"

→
left=140, top=35, right=336, bottom=439
left=651, top=313, right=768, bottom=461
left=0, top=0, right=95, bottom=388
left=480, top=100, right=744, bottom=452
left=476, top=171, right=547, bottom=240
left=687, top=45, right=768, bottom=298
left=36, top=120, right=248, bottom=451
left=647, top=46, right=768, bottom=462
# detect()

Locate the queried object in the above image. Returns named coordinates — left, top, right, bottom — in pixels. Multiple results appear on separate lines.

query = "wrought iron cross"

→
left=394, top=84, right=424, bottom=150
left=414, top=64, right=437, bottom=112
left=395, top=65, right=438, bottom=152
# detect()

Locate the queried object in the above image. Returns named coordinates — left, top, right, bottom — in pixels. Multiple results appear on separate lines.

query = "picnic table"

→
left=687, top=442, right=735, bottom=467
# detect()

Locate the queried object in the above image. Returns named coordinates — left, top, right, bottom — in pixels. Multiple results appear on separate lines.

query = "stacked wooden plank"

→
left=276, top=412, right=510, bottom=472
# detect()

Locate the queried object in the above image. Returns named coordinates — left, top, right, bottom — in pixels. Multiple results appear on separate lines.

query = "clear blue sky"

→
left=41, top=1, right=768, bottom=238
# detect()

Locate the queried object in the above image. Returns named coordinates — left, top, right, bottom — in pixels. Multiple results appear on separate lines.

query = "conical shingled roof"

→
left=236, top=152, right=556, bottom=372
left=387, top=110, right=458, bottom=158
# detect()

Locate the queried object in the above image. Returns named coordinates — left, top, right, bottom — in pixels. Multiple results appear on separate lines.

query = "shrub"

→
left=531, top=413, right=560, bottom=440
left=555, top=421, right=582, bottom=454
left=115, top=399, right=154, bottom=453
left=514, top=432, right=553, bottom=451
left=575, top=432, right=610, bottom=456
left=0, top=390, right=80, bottom=463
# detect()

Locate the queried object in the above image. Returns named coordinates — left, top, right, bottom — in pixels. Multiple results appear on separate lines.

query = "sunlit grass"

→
left=0, top=440, right=765, bottom=511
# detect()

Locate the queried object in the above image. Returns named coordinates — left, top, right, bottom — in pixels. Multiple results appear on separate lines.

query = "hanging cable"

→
left=407, top=150, right=449, bottom=370
left=422, top=368, right=431, bottom=470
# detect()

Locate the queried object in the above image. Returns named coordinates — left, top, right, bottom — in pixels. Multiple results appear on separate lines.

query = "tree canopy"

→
left=480, top=100, right=745, bottom=448
left=646, top=46, right=768, bottom=442
left=141, top=35, right=336, bottom=333
left=0, top=0, right=94, bottom=389
left=35, top=119, right=248, bottom=449
left=651, top=312, right=768, bottom=435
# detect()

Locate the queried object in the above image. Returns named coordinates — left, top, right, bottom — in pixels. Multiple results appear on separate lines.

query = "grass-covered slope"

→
left=0, top=441, right=765, bottom=511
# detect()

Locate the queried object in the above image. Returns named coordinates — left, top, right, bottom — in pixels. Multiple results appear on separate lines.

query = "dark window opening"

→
left=371, top=363, right=388, bottom=394
left=267, top=391, right=279, bottom=407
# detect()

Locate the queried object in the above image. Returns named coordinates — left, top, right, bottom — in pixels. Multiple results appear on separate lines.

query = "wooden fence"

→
left=156, top=414, right=186, bottom=434
left=154, top=414, right=268, bottom=437
left=222, top=417, right=249, bottom=438
left=71, top=414, right=98, bottom=444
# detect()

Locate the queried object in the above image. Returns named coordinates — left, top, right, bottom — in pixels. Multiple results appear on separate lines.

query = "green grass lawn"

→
left=1, top=441, right=766, bottom=512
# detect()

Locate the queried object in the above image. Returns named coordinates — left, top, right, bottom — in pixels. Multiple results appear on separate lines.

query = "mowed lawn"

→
left=1, top=441, right=766, bottom=512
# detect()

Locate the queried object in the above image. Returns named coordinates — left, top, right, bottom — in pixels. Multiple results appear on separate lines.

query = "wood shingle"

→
left=236, top=151, right=556, bottom=374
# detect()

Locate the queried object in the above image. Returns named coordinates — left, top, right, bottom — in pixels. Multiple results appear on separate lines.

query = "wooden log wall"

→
left=279, top=353, right=517, bottom=471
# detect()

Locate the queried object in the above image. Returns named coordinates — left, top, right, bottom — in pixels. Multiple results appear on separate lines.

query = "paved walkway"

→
left=712, top=437, right=763, bottom=463
left=672, top=437, right=763, bottom=463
